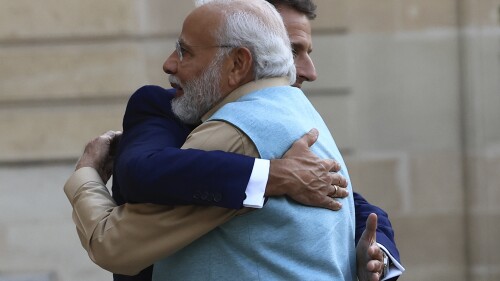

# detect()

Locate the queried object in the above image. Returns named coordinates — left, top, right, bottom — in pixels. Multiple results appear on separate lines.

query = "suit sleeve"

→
left=113, top=86, right=255, bottom=209
left=353, top=192, right=401, bottom=267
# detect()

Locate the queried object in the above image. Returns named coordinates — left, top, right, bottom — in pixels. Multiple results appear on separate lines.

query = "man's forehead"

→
left=177, top=32, right=214, bottom=48
left=180, top=6, right=220, bottom=45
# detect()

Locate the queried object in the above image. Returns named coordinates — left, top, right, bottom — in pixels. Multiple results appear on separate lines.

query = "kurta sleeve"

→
left=64, top=121, right=258, bottom=275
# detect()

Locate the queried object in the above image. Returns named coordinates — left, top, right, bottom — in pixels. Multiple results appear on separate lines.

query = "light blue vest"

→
left=153, top=85, right=356, bottom=281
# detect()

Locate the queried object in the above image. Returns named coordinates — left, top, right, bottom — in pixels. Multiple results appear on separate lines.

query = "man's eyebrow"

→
left=291, top=42, right=313, bottom=53
left=178, top=38, right=189, bottom=48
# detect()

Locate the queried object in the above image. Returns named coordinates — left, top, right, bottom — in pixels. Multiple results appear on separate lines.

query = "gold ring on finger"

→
left=332, top=185, right=339, bottom=196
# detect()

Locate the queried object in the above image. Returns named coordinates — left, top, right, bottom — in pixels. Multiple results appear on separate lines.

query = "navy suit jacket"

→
left=112, top=86, right=400, bottom=281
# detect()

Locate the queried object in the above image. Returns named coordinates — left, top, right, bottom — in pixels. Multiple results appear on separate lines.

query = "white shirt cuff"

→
left=242, top=159, right=269, bottom=208
left=378, top=243, right=405, bottom=280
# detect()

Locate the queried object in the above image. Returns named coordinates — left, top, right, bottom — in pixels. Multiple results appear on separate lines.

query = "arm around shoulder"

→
left=115, top=86, right=256, bottom=209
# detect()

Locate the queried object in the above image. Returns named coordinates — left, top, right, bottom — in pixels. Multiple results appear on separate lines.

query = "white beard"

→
left=170, top=59, right=224, bottom=124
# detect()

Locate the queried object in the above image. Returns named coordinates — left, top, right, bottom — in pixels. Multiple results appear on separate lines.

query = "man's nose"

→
left=163, top=51, right=178, bottom=74
left=297, top=55, right=317, bottom=83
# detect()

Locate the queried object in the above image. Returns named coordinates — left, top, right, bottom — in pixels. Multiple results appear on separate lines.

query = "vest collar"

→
left=202, top=77, right=289, bottom=122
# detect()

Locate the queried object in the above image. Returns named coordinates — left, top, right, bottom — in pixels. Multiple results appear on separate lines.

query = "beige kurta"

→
left=64, top=78, right=288, bottom=275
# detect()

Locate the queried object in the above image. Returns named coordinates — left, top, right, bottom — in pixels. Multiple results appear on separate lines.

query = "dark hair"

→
left=266, top=0, right=317, bottom=20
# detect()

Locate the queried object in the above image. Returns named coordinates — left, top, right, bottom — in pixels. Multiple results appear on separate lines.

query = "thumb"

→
left=362, top=213, right=378, bottom=244
left=302, top=128, right=319, bottom=148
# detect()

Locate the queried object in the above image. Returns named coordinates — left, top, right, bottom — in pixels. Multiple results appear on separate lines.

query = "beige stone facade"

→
left=0, top=1, right=498, bottom=280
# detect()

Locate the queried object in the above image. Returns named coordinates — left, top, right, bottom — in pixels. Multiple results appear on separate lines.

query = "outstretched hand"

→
left=75, top=130, right=122, bottom=183
left=266, top=128, right=349, bottom=211
left=357, top=213, right=386, bottom=281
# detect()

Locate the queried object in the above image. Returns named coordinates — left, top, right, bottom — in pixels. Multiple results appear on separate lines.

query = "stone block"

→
left=142, top=38, right=177, bottom=88
left=0, top=221, right=109, bottom=281
left=0, top=42, right=147, bottom=102
left=0, top=164, right=77, bottom=223
left=0, top=0, right=139, bottom=41
left=138, top=0, right=194, bottom=36
left=468, top=212, right=500, bottom=280
left=397, top=0, right=457, bottom=31
left=0, top=102, right=125, bottom=162
left=391, top=214, right=466, bottom=281
left=0, top=272, right=56, bottom=281
left=467, top=152, right=500, bottom=213
left=350, top=34, right=461, bottom=152
left=0, top=226, right=5, bottom=253
left=409, top=151, right=464, bottom=213
left=406, top=265, right=467, bottom=281
left=462, top=35, right=500, bottom=145
left=483, top=91, right=500, bottom=145
left=349, top=0, right=398, bottom=33
left=312, top=0, right=349, bottom=31
left=350, top=0, right=457, bottom=33
left=0, top=163, right=111, bottom=280
left=348, top=151, right=464, bottom=215
left=469, top=213, right=500, bottom=266
left=303, top=34, right=350, bottom=91
left=470, top=269, right=500, bottom=281
left=345, top=154, right=403, bottom=214
left=463, top=0, right=500, bottom=27
left=307, top=94, right=354, bottom=151
left=483, top=153, right=500, bottom=209
left=459, top=31, right=500, bottom=176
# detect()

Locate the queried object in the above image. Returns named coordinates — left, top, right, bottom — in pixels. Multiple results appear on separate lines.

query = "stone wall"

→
left=0, top=1, right=498, bottom=280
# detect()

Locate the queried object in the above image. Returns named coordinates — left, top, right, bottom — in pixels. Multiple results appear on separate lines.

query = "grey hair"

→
left=194, top=0, right=296, bottom=85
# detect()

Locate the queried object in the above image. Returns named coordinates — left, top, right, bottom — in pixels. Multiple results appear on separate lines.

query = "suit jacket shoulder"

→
left=112, top=85, right=254, bottom=209
left=122, top=85, right=179, bottom=129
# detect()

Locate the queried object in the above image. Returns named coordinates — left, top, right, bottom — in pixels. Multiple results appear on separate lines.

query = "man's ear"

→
left=227, top=47, right=253, bottom=87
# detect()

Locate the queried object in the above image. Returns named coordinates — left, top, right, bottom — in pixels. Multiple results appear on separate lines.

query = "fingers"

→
left=330, top=171, right=347, bottom=188
left=367, top=243, right=384, bottom=262
left=306, top=184, right=347, bottom=211
left=367, top=258, right=384, bottom=278
left=76, top=130, right=121, bottom=172
left=103, top=130, right=116, bottom=138
left=364, top=244, right=385, bottom=281
left=319, top=158, right=341, bottom=173
left=109, top=131, right=122, bottom=156
left=366, top=267, right=383, bottom=281
left=321, top=166, right=348, bottom=199
left=114, top=130, right=123, bottom=140
left=303, top=128, right=319, bottom=147
left=320, top=197, right=343, bottom=211
left=329, top=184, right=349, bottom=199
left=100, top=130, right=121, bottom=144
